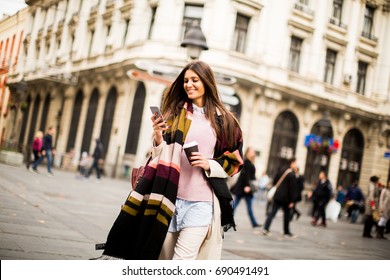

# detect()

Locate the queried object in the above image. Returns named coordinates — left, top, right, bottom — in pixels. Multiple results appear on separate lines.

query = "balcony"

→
left=294, top=2, right=314, bottom=17
left=328, top=17, right=347, bottom=30
left=361, top=31, right=378, bottom=42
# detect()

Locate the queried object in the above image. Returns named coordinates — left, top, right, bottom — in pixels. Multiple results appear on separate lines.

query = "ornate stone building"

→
left=0, top=8, right=27, bottom=149
left=4, top=0, right=390, bottom=191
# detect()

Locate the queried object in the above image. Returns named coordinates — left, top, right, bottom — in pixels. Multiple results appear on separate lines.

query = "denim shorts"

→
left=168, top=198, right=213, bottom=232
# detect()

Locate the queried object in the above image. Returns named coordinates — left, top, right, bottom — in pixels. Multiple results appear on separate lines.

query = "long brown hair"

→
left=161, top=61, right=241, bottom=148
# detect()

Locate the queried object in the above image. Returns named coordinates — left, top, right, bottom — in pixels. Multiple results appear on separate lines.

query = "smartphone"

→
left=150, top=106, right=165, bottom=125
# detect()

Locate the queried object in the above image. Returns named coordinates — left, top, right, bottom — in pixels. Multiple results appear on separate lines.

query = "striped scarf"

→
left=102, top=103, right=243, bottom=259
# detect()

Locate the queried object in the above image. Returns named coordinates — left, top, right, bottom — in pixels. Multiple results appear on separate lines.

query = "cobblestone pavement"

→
left=0, top=163, right=389, bottom=260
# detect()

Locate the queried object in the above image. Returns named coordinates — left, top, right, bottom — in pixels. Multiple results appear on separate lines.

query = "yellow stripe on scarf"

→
left=122, top=205, right=138, bottom=216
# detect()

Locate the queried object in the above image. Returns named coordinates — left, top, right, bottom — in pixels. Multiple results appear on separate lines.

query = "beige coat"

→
left=379, top=188, right=390, bottom=220
left=365, top=182, right=380, bottom=215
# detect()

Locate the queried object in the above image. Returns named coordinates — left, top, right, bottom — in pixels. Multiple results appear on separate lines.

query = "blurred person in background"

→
left=231, top=147, right=261, bottom=228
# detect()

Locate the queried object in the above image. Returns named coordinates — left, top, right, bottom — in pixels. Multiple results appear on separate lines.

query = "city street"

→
left=0, top=162, right=389, bottom=260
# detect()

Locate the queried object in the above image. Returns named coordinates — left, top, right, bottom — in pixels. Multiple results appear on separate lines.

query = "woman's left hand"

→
left=189, top=152, right=210, bottom=171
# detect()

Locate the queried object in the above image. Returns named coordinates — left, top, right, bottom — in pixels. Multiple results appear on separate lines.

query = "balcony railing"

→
left=329, top=17, right=347, bottom=30
left=294, top=2, right=314, bottom=16
left=361, top=31, right=378, bottom=42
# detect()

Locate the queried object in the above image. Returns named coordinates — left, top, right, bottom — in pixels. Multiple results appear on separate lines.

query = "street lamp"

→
left=317, top=111, right=332, bottom=138
left=181, top=21, right=208, bottom=60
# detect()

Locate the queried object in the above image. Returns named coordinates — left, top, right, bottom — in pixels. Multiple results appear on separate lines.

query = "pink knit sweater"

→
left=177, top=105, right=216, bottom=202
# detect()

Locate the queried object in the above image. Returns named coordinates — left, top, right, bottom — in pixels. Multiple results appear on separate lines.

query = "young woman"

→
left=99, top=61, right=243, bottom=260
left=27, top=131, right=43, bottom=169
left=231, top=147, right=261, bottom=228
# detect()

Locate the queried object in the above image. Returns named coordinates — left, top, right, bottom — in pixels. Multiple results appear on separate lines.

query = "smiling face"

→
left=184, top=69, right=205, bottom=107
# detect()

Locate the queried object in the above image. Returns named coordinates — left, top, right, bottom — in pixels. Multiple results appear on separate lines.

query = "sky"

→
left=0, top=0, right=27, bottom=20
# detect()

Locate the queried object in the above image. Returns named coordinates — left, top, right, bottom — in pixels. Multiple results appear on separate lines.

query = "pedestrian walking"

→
left=290, top=167, right=304, bottom=221
left=30, top=127, right=56, bottom=176
left=377, top=181, right=390, bottom=239
left=363, top=176, right=381, bottom=238
left=231, top=147, right=261, bottom=228
left=85, top=139, right=104, bottom=182
left=26, top=131, right=43, bottom=169
left=97, top=60, right=244, bottom=260
left=262, top=157, right=298, bottom=238
left=310, top=171, right=332, bottom=227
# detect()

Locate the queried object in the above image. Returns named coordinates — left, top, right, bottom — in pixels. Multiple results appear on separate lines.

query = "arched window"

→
left=125, top=83, right=146, bottom=154
left=99, top=86, right=117, bottom=157
left=39, top=93, right=51, bottom=132
left=66, top=90, right=83, bottom=152
left=337, top=129, right=364, bottom=187
left=81, top=89, right=99, bottom=155
left=304, top=120, right=334, bottom=185
left=18, top=95, right=31, bottom=148
left=27, top=95, right=41, bottom=144
left=267, top=111, right=299, bottom=179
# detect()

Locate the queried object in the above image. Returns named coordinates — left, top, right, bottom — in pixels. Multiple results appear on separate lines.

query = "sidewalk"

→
left=0, top=163, right=389, bottom=260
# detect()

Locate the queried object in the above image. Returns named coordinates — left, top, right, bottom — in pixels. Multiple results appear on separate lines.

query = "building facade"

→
left=0, top=9, right=27, bottom=148
left=4, top=0, right=390, bottom=191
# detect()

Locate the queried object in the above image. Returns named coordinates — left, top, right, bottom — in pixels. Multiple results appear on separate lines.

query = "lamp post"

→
left=317, top=111, right=332, bottom=138
left=317, top=111, right=332, bottom=173
left=181, top=21, right=208, bottom=60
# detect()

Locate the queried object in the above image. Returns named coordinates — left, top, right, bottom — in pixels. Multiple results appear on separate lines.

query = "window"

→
left=332, top=0, right=343, bottom=21
left=88, top=30, right=94, bottom=57
left=105, top=24, right=111, bottom=52
left=299, top=0, right=309, bottom=5
left=148, top=6, right=156, bottom=39
left=123, top=19, right=130, bottom=46
left=288, top=36, right=303, bottom=73
left=182, top=4, right=203, bottom=39
left=69, top=34, right=75, bottom=59
left=356, top=61, right=368, bottom=95
left=45, top=41, right=50, bottom=57
left=35, top=42, right=40, bottom=60
left=56, top=38, right=61, bottom=52
left=232, top=13, right=250, bottom=53
left=324, top=49, right=337, bottom=84
left=362, top=6, right=375, bottom=39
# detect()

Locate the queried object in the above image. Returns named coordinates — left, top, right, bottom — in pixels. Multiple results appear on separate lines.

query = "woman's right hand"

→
left=151, top=114, right=168, bottom=145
